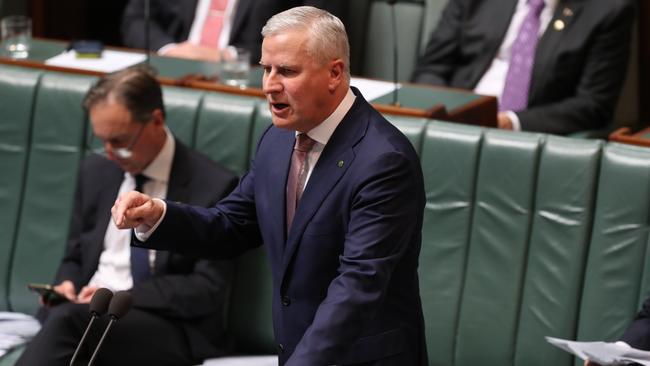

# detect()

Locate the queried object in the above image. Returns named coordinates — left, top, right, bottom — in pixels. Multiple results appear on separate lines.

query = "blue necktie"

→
left=500, top=0, right=546, bottom=112
left=131, top=174, right=151, bottom=284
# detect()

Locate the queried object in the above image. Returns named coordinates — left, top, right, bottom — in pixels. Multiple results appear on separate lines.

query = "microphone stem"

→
left=87, top=318, right=116, bottom=366
left=69, top=315, right=97, bottom=366
left=390, top=2, right=399, bottom=106
left=145, top=0, right=150, bottom=65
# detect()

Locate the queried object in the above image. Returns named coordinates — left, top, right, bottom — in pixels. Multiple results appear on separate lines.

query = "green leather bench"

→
left=1, top=63, right=650, bottom=366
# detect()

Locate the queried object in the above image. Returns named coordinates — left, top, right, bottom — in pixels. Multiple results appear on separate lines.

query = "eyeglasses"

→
left=90, top=122, right=147, bottom=159
left=113, top=122, right=146, bottom=159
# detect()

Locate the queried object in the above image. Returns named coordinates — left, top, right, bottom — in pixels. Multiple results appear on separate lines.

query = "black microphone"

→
left=388, top=0, right=400, bottom=106
left=144, top=0, right=150, bottom=65
left=69, top=288, right=113, bottom=366
left=87, top=291, right=133, bottom=366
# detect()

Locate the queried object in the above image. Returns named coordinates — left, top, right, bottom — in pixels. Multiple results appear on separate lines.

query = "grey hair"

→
left=262, top=6, right=350, bottom=80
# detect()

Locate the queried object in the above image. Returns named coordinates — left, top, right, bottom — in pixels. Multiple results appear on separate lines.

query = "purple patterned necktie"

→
left=500, top=0, right=546, bottom=112
left=286, top=134, right=317, bottom=232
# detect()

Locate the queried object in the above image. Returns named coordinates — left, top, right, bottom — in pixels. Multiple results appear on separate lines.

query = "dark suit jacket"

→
left=411, top=0, right=635, bottom=135
left=55, top=140, right=238, bottom=361
left=121, top=0, right=349, bottom=63
left=621, top=296, right=650, bottom=350
left=139, top=89, right=428, bottom=365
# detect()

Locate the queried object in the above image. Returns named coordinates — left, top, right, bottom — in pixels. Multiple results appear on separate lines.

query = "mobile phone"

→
left=27, top=283, right=69, bottom=306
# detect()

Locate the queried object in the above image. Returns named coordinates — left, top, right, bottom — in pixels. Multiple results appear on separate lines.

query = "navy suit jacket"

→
left=411, top=0, right=635, bottom=135
left=121, top=0, right=349, bottom=63
left=56, top=140, right=238, bottom=360
left=621, top=296, right=650, bottom=350
left=140, top=90, right=428, bottom=365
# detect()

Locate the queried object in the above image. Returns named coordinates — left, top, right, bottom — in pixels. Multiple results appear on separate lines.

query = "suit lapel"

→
left=530, top=0, right=583, bottom=101
left=280, top=93, right=369, bottom=278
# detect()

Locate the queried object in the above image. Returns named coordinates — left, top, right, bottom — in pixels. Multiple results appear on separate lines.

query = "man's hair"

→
left=83, top=66, right=165, bottom=123
left=262, top=6, right=350, bottom=80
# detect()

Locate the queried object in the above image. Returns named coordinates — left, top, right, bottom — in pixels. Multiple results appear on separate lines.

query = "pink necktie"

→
left=500, top=0, right=546, bottom=112
left=200, top=0, right=228, bottom=48
left=286, top=134, right=317, bottom=232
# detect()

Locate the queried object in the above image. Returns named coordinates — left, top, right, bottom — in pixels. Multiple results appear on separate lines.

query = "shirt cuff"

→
left=134, top=198, right=167, bottom=241
left=505, top=111, right=522, bottom=131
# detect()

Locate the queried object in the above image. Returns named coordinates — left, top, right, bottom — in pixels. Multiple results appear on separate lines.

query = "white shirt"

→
left=136, top=89, right=357, bottom=241
left=88, top=129, right=174, bottom=291
left=299, top=88, right=356, bottom=188
left=158, top=0, right=239, bottom=53
left=473, top=0, right=558, bottom=130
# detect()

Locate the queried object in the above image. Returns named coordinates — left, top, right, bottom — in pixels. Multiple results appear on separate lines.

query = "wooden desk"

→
left=0, top=38, right=497, bottom=126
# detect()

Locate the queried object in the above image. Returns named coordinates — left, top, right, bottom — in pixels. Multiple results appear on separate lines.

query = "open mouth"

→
left=271, top=102, right=289, bottom=113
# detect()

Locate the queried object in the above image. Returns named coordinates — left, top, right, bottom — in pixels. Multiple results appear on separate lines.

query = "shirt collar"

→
left=299, top=88, right=356, bottom=146
left=131, top=126, right=174, bottom=183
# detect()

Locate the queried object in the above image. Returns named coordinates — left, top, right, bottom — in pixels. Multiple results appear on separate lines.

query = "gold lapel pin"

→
left=554, top=19, right=565, bottom=31
left=337, top=160, right=344, bottom=168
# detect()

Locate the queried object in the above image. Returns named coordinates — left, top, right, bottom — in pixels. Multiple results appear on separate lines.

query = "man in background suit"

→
left=121, top=0, right=348, bottom=63
left=411, top=0, right=635, bottom=135
left=17, top=67, right=238, bottom=365
left=114, top=6, right=427, bottom=365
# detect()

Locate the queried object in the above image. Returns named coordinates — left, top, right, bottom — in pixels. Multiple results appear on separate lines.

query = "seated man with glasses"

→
left=16, top=66, right=239, bottom=366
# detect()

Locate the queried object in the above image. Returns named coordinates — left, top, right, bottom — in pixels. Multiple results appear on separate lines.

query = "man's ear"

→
left=151, top=109, right=165, bottom=126
left=328, top=59, right=345, bottom=92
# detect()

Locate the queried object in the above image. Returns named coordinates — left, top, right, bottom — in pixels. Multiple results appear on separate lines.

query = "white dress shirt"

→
left=474, top=0, right=558, bottom=130
left=88, top=128, right=174, bottom=291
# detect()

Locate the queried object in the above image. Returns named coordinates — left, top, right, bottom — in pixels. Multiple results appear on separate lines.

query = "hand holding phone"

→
left=27, top=283, right=70, bottom=306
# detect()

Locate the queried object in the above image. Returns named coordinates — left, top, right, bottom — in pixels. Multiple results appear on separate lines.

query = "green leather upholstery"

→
left=8, top=72, right=94, bottom=314
left=250, top=100, right=273, bottom=159
left=576, top=143, right=650, bottom=347
left=227, top=247, right=276, bottom=354
left=195, top=93, right=257, bottom=175
left=361, top=1, right=425, bottom=81
left=515, top=136, right=602, bottom=366
left=420, top=121, right=484, bottom=366
left=3, top=65, right=650, bottom=366
left=162, top=86, right=204, bottom=147
left=0, top=65, right=40, bottom=311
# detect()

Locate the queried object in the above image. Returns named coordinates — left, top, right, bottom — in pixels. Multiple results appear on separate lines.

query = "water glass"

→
left=1, top=15, right=31, bottom=59
left=220, top=46, right=251, bottom=88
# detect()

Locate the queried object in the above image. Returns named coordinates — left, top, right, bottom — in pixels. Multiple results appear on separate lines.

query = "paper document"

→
left=0, top=312, right=40, bottom=358
left=546, top=336, right=650, bottom=365
left=45, top=50, right=147, bottom=73
left=350, top=77, right=401, bottom=102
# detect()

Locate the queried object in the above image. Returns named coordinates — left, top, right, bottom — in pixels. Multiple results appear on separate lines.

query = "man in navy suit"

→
left=114, top=6, right=427, bottom=365
left=412, top=0, right=635, bottom=135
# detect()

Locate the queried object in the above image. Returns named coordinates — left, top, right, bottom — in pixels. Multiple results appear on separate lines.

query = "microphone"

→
left=388, top=0, right=400, bottom=106
left=87, top=291, right=133, bottom=366
left=69, top=288, right=113, bottom=366
left=144, top=0, right=150, bottom=65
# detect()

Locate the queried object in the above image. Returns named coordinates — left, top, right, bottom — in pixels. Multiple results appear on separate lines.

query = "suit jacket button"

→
left=277, top=343, right=285, bottom=354
left=281, top=296, right=291, bottom=306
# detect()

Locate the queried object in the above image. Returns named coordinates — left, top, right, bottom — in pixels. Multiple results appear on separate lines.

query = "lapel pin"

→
left=553, top=19, right=565, bottom=31
left=562, top=7, right=573, bottom=17
left=337, top=160, right=344, bottom=168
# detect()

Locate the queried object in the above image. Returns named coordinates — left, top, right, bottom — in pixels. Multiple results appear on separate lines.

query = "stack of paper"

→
left=0, top=312, right=40, bottom=358
left=546, top=336, right=650, bottom=365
